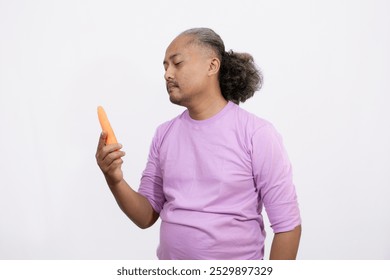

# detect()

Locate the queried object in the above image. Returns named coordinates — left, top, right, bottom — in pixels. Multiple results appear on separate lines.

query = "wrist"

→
left=105, top=176, right=125, bottom=190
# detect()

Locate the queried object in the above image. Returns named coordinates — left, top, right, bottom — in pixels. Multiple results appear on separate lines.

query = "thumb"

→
left=97, top=131, right=107, bottom=150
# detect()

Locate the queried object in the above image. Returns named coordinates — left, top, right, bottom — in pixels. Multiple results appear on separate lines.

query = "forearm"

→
left=108, top=178, right=159, bottom=229
left=269, top=225, right=302, bottom=260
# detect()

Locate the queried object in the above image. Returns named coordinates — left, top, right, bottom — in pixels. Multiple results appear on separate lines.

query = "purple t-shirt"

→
left=138, top=101, right=301, bottom=259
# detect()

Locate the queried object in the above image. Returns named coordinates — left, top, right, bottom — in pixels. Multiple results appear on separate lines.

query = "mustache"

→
left=166, top=81, right=179, bottom=90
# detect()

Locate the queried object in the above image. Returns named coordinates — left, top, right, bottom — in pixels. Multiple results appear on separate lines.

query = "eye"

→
left=174, top=61, right=183, bottom=66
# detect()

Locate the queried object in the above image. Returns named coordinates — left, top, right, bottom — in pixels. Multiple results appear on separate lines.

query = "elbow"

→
left=137, top=221, right=153, bottom=229
left=134, top=211, right=159, bottom=229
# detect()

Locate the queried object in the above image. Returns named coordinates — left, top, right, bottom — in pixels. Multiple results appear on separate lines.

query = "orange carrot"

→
left=97, top=106, right=118, bottom=144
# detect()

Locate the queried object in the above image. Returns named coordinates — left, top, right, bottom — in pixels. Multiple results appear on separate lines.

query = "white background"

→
left=0, top=0, right=389, bottom=260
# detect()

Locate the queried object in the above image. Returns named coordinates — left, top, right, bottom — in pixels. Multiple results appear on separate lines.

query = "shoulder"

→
left=152, top=110, right=186, bottom=145
left=231, top=103, right=274, bottom=135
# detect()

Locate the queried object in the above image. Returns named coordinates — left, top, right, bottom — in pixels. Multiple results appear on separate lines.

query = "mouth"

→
left=166, top=82, right=179, bottom=92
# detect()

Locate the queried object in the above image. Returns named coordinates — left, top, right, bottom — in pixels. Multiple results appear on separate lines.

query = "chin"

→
left=169, top=93, right=190, bottom=107
left=169, top=95, right=184, bottom=106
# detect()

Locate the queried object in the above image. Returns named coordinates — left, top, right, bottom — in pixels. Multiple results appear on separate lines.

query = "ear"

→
left=207, top=57, right=221, bottom=77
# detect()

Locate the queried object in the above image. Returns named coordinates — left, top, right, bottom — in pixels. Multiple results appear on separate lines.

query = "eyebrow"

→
left=163, top=53, right=182, bottom=65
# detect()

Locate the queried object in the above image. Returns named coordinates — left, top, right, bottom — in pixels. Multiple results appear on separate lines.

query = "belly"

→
left=157, top=215, right=264, bottom=260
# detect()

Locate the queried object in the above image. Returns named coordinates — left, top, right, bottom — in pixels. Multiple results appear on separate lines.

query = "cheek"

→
left=180, top=69, right=205, bottom=88
left=176, top=71, right=194, bottom=89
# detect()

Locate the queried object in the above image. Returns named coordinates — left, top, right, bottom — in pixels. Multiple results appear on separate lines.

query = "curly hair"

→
left=180, top=28, right=263, bottom=104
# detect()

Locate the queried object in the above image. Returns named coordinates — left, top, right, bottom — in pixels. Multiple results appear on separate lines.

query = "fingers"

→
left=96, top=143, right=125, bottom=172
left=105, top=142, right=123, bottom=154
left=105, top=157, right=124, bottom=174
left=96, top=131, right=124, bottom=165
left=96, top=132, right=122, bottom=158
left=96, top=132, right=126, bottom=185
left=102, top=149, right=126, bottom=168
left=97, top=131, right=107, bottom=151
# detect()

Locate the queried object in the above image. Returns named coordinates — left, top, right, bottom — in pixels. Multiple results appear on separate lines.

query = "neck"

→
left=187, top=94, right=228, bottom=120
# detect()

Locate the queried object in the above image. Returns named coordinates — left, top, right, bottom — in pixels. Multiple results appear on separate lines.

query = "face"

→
left=163, top=35, right=213, bottom=107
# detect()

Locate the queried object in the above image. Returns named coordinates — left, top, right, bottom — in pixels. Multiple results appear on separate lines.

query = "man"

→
left=96, top=28, right=301, bottom=260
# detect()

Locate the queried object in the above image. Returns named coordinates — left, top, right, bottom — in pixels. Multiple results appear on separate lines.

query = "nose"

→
left=164, top=65, right=174, bottom=81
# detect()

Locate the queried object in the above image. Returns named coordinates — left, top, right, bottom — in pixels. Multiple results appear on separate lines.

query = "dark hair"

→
left=180, top=28, right=263, bottom=104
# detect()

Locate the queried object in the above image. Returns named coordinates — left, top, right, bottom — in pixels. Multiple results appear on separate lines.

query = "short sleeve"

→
left=252, top=124, right=301, bottom=233
left=138, top=130, right=166, bottom=213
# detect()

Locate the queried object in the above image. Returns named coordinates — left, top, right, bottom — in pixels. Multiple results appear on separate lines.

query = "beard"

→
left=168, top=87, right=192, bottom=107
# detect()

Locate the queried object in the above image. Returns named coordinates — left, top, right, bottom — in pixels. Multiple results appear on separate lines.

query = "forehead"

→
left=164, top=35, right=200, bottom=59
